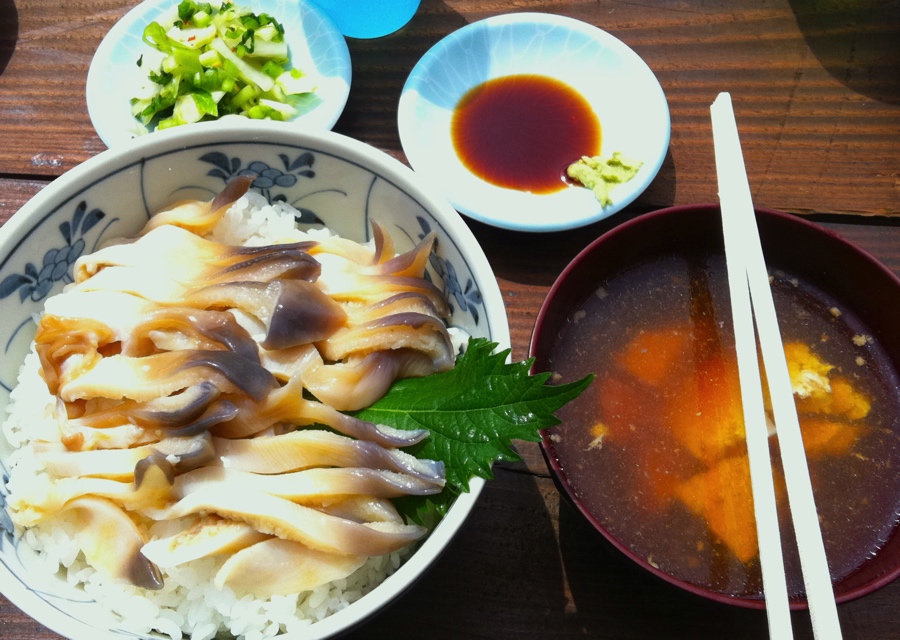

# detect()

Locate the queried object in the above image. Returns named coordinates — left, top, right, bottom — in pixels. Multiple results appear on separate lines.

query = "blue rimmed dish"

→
left=398, top=12, right=670, bottom=232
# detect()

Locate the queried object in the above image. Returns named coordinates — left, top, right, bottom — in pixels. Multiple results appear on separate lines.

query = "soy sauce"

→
left=451, top=74, right=601, bottom=194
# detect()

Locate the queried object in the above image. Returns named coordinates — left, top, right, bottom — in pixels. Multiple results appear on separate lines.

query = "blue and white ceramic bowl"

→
left=398, top=12, right=670, bottom=232
left=86, top=0, right=352, bottom=148
left=0, top=121, right=509, bottom=640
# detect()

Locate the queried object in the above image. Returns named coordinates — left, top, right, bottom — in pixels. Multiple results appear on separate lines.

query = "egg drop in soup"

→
left=545, top=253, right=900, bottom=598
left=451, top=74, right=601, bottom=194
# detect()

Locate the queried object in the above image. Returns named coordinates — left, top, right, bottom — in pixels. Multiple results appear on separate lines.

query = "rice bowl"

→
left=0, top=122, right=509, bottom=640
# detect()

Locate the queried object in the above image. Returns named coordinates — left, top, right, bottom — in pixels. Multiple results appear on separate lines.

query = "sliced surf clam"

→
left=138, top=174, right=255, bottom=237
left=185, top=279, right=348, bottom=350
left=36, top=432, right=216, bottom=480
left=319, top=273, right=451, bottom=316
left=40, top=290, right=260, bottom=360
left=70, top=382, right=223, bottom=430
left=75, top=224, right=321, bottom=285
left=57, top=350, right=277, bottom=404
left=211, top=430, right=445, bottom=484
left=158, top=487, right=427, bottom=557
left=309, top=221, right=434, bottom=280
left=172, top=467, right=443, bottom=503
left=209, top=371, right=427, bottom=446
left=214, top=537, right=367, bottom=597
left=319, top=311, right=455, bottom=371
left=45, top=496, right=164, bottom=590
left=18, top=178, right=458, bottom=595
left=300, top=349, right=411, bottom=411
left=11, top=455, right=175, bottom=527
left=139, top=515, right=269, bottom=569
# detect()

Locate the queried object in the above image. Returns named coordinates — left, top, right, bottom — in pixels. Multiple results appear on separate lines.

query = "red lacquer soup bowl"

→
left=530, top=203, right=900, bottom=609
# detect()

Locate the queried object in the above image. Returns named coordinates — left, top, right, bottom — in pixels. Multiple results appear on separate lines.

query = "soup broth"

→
left=546, top=252, right=900, bottom=598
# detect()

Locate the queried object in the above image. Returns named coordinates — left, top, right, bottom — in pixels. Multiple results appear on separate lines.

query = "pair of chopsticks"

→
left=710, top=92, right=842, bottom=640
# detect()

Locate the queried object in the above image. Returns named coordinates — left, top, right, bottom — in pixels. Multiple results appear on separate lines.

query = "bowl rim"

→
left=530, top=202, right=900, bottom=610
left=397, top=11, right=670, bottom=233
left=0, top=120, right=510, bottom=640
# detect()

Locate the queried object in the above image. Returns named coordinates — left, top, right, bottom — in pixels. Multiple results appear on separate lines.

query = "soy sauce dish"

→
left=397, top=12, right=670, bottom=232
left=530, top=204, right=900, bottom=607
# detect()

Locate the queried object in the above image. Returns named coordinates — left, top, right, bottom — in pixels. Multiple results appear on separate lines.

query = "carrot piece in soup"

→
left=634, top=430, right=698, bottom=512
left=794, top=375, right=871, bottom=421
left=794, top=391, right=830, bottom=415
left=674, top=455, right=759, bottom=563
left=596, top=372, right=693, bottom=511
left=617, top=327, right=691, bottom=386
left=799, top=417, right=865, bottom=458
left=829, top=377, right=871, bottom=421
left=668, top=353, right=746, bottom=465
left=597, top=374, right=652, bottom=444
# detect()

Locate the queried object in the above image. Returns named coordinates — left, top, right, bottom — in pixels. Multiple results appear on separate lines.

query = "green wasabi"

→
left=567, top=152, right=643, bottom=207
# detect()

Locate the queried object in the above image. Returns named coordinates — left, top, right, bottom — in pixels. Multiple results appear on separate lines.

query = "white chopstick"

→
left=712, top=91, right=793, bottom=640
left=711, top=92, right=842, bottom=640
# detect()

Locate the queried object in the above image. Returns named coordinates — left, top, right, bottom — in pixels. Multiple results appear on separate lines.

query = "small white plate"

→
left=86, top=0, right=352, bottom=148
left=398, top=12, right=670, bottom=232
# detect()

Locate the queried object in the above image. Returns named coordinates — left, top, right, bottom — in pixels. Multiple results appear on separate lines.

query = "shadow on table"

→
left=0, top=0, right=17, bottom=76
left=467, top=148, right=678, bottom=288
left=333, top=0, right=468, bottom=153
left=787, top=0, right=900, bottom=105
left=340, top=463, right=574, bottom=639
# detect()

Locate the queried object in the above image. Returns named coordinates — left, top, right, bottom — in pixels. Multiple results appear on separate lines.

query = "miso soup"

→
left=545, top=252, right=900, bottom=598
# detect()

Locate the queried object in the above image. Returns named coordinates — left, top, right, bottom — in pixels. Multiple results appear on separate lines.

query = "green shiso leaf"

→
left=354, top=337, right=593, bottom=525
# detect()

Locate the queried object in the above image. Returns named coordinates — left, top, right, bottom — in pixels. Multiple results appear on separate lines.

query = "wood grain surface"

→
left=1, top=0, right=899, bottom=638
left=1, top=0, right=898, bottom=214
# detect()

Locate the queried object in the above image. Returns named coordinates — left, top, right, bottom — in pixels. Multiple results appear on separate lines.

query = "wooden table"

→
left=1, top=0, right=899, bottom=638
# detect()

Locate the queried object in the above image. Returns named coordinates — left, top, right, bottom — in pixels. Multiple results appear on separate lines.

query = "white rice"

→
left=2, top=191, right=417, bottom=639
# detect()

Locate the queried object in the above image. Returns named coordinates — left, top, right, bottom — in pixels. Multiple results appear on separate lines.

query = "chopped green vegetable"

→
left=131, top=0, right=315, bottom=131
left=354, top=337, right=594, bottom=525
left=172, top=89, right=218, bottom=123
